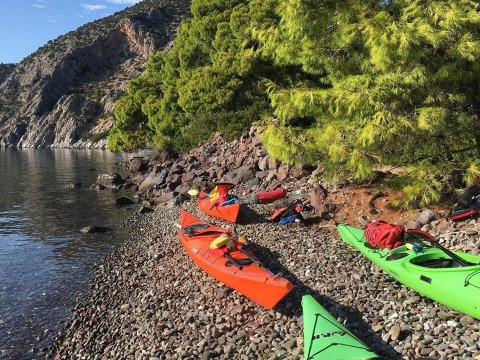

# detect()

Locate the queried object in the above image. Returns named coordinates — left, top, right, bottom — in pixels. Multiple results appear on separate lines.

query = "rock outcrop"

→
left=0, top=64, right=15, bottom=83
left=0, top=0, right=190, bottom=149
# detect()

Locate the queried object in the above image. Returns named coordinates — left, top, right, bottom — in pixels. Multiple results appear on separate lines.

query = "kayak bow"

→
left=302, top=295, right=382, bottom=360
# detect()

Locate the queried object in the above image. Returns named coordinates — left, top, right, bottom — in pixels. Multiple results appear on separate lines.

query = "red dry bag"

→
left=364, top=221, right=405, bottom=250
left=256, top=188, right=287, bottom=204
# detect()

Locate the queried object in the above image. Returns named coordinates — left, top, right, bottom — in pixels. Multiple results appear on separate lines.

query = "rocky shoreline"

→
left=50, top=128, right=480, bottom=359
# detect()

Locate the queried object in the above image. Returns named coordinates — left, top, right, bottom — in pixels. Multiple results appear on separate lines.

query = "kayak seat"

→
left=184, top=223, right=210, bottom=233
left=225, top=258, right=253, bottom=267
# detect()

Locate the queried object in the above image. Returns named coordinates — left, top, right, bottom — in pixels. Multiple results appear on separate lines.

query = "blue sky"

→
left=0, top=0, right=142, bottom=64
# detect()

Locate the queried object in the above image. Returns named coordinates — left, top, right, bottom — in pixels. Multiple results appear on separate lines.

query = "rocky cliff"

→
left=0, top=0, right=190, bottom=149
left=0, top=64, right=15, bottom=83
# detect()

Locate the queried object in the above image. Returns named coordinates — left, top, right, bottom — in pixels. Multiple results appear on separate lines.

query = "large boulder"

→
left=138, top=168, right=168, bottom=193
left=258, top=156, right=269, bottom=171
left=131, top=173, right=148, bottom=185
left=153, top=191, right=178, bottom=205
left=414, top=209, right=438, bottom=226
left=221, top=166, right=255, bottom=185
left=128, top=157, right=148, bottom=172
left=96, top=173, right=124, bottom=188
left=116, top=197, right=135, bottom=206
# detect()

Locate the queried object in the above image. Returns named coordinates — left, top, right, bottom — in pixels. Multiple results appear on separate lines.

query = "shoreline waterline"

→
left=0, top=149, right=131, bottom=359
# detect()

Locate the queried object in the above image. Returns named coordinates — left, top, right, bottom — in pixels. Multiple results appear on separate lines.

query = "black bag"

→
left=448, top=185, right=480, bottom=221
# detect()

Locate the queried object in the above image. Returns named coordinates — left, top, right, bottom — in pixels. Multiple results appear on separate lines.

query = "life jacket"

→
left=364, top=221, right=405, bottom=250
left=270, top=200, right=305, bottom=223
left=210, top=183, right=235, bottom=205
left=447, top=185, right=480, bottom=221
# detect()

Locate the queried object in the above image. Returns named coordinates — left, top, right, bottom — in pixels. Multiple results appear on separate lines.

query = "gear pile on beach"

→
left=50, top=127, right=480, bottom=359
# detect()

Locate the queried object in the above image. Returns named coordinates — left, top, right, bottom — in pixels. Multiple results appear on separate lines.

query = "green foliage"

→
left=465, top=160, right=480, bottom=185
left=256, top=0, right=480, bottom=207
left=110, top=0, right=480, bottom=207
left=110, top=0, right=275, bottom=152
left=390, top=166, right=445, bottom=209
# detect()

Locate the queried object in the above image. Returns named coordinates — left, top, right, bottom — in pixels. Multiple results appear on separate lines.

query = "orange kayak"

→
left=197, top=196, right=240, bottom=222
left=178, top=211, right=293, bottom=309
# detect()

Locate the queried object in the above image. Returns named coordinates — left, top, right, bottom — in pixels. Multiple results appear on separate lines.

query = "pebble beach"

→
left=50, top=198, right=480, bottom=359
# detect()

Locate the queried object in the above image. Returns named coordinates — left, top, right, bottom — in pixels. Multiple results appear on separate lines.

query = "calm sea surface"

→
left=0, top=149, right=131, bottom=359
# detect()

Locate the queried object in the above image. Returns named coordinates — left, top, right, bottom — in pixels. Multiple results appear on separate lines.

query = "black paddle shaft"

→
left=224, top=252, right=243, bottom=270
left=407, top=229, right=471, bottom=267
left=429, top=241, right=471, bottom=267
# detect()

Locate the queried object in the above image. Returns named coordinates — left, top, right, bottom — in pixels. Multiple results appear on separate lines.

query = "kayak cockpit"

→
left=409, top=253, right=477, bottom=268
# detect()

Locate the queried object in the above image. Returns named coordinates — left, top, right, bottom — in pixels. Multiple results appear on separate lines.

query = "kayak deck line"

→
left=465, top=269, right=480, bottom=289
left=307, top=313, right=373, bottom=359
left=302, top=295, right=380, bottom=360
left=190, top=237, right=281, bottom=280
left=183, top=218, right=284, bottom=280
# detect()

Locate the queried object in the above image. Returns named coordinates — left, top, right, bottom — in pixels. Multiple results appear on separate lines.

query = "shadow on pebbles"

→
left=50, top=200, right=480, bottom=360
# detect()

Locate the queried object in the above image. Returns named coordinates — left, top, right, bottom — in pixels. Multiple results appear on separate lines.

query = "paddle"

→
left=172, top=221, right=195, bottom=236
left=406, top=228, right=471, bottom=267
left=223, top=252, right=244, bottom=270
left=230, top=223, right=263, bottom=267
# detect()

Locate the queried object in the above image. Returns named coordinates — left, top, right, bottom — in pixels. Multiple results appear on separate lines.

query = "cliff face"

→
left=0, top=64, right=15, bottom=83
left=0, top=0, right=190, bottom=149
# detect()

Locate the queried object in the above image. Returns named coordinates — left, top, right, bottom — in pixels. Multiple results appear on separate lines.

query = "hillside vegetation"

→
left=109, top=0, right=480, bottom=207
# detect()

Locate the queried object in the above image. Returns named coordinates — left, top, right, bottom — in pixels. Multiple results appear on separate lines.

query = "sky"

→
left=0, top=0, right=143, bottom=64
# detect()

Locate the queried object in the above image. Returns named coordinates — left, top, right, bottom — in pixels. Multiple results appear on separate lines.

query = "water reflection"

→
left=0, top=149, right=131, bottom=359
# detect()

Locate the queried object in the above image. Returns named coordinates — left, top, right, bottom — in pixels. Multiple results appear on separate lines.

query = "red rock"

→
left=182, top=172, right=195, bottom=182
left=252, top=135, right=262, bottom=147
left=216, top=168, right=226, bottom=180
left=268, top=157, right=279, bottom=170
left=277, top=165, right=289, bottom=181
left=131, top=173, right=148, bottom=185
left=175, top=183, right=191, bottom=195
left=153, top=191, right=177, bottom=205
left=289, top=166, right=306, bottom=179
left=235, top=156, right=244, bottom=168
left=310, top=185, right=328, bottom=216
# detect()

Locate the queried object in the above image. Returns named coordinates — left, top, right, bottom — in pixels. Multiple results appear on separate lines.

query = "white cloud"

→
left=47, top=15, right=60, bottom=23
left=80, top=3, right=107, bottom=10
left=32, top=3, right=46, bottom=8
left=106, top=0, right=142, bottom=4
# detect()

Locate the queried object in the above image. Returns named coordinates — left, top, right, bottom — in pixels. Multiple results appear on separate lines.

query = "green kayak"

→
left=337, top=224, right=480, bottom=319
left=302, top=295, right=381, bottom=360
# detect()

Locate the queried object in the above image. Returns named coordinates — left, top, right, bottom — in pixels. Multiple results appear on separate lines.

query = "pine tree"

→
left=256, top=0, right=480, bottom=206
left=109, top=0, right=480, bottom=207
left=110, top=0, right=277, bottom=152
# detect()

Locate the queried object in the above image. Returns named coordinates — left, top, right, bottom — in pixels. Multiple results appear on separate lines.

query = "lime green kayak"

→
left=302, top=295, right=381, bottom=360
left=337, top=224, right=480, bottom=319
